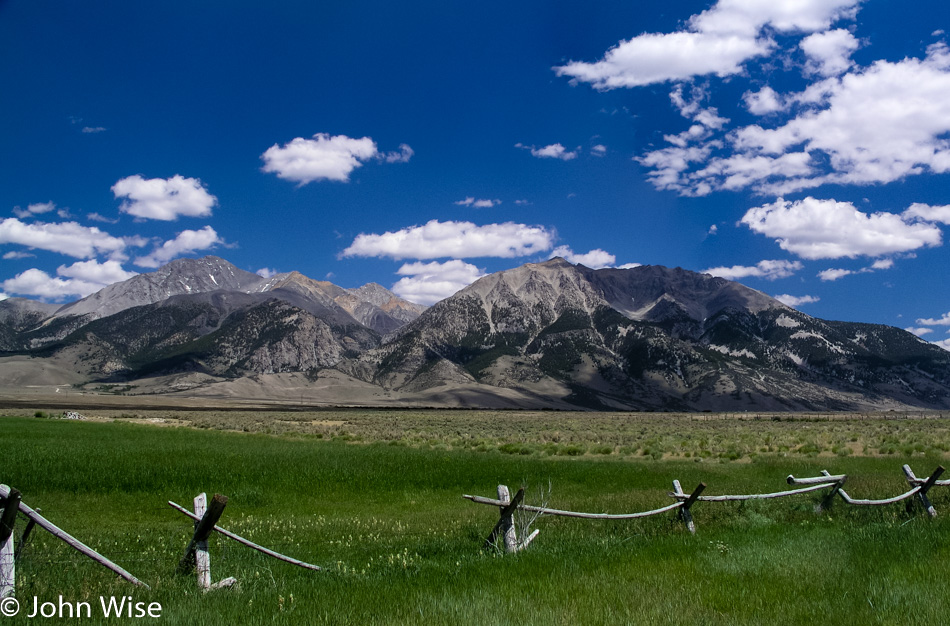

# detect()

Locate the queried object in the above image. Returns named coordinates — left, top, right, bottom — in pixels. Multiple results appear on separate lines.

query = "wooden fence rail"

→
left=0, top=484, right=148, bottom=591
left=169, top=492, right=320, bottom=591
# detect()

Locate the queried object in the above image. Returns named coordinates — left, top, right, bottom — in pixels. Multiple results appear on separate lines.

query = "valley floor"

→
left=2, top=409, right=949, bottom=624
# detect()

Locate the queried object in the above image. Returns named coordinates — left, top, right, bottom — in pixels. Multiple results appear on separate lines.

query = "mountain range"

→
left=2, top=255, right=948, bottom=411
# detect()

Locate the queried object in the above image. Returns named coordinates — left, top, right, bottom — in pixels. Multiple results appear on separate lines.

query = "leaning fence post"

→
left=178, top=494, right=228, bottom=575
left=902, top=465, right=945, bottom=518
left=673, top=481, right=705, bottom=534
left=0, top=487, right=21, bottom=598
left=484, top=485, right=524, bottom=553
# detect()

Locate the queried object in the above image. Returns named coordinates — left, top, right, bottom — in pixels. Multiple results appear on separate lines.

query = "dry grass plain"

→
left=12, top=406, right=950, bottom=463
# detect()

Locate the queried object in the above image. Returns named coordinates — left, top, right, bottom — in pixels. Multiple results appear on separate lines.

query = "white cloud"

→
left=2, top=269, right=91, bottom=300
left=2, top=259, right=135, bottom=300
left=454, top=197, right=501, bottom=208
left=741, top=197, right=943, bottom=259
left=112, top=175, right=217, bottom=221
left=743, top=86, right=785, bottom=115
left=0, top=292, right=7, bottom=301
left=906, top=327, right=934, bottom=337
left=554, top=0, right=861, bottom=88
left=517, top=143, right=579, bottom=160
left=555, top=31, right=770, bottom=89
left=591, top=144, right=607, bottom=156
left=818, top=268, right=854, bottom=281
left=550, top=246, right=616, bottom=269
left=134, top=226, right=223, bottom=268
left=0, top=218, right=128, bottom=259
left=86, top=213, right=118, bottom=224
left=932, top=338, right=950, bottom=352
left=81, top=126, right=107, bottom=134
left=904, top=203, right=950, bottom=224
left=260, top=133, right=403, bottom=184
left=617, top=262, right=642, bottom=269
left=917, top=312, right=950, bottom=326
left=800, top=28, right=860, bottom=77
left=391, top=260, right=486, bottom=306
left=256, top=267, right=278, bottom=278
left=381, top=144, right=414, bottom=164
left=870, top=258, right=893, bottom=270
left=341, top=220, right=555, bottom=260
left=703, top=259, right=803, bottom=280
left=3, top=251, right=34, bottom=260
left=13, top=201, right=58, bottom=219
left=57, top=259, right=137, bottom=284
left=774, top=294, right=820, bottom=307
left=637, top=44, right=950, bottom=195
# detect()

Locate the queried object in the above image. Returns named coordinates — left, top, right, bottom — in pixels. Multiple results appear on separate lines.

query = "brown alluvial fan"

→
left=1, top=256, right=949, bottom=411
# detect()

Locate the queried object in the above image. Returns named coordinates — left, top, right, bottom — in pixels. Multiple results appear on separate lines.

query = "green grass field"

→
left=1, top=412, right=949, bottom=624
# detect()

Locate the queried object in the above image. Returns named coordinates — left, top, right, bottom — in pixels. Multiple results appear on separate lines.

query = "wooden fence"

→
left=0, top=485, right=321, bottom=598
left=465, top=464, right=946, bottom=552
left=2, top=464, right=946, bottom=595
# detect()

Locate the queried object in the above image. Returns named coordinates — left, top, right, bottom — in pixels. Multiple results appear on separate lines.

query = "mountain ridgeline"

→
left=2, top=256, right=948, bottom=411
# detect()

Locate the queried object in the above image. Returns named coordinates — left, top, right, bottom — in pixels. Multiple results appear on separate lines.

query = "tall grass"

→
left=1, top=415, right=948, bottom=624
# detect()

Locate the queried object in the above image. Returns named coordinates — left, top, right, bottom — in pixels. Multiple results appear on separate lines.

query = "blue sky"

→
left=2, top=0, right=949, bottom=349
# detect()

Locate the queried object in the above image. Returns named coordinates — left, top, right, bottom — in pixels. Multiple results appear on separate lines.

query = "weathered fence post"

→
left=673, top=481, right=705, bottom=534
left=902, top=465, right=945, bottom=518
left=0, top=487, right=21, bottom=598
left=485, top=485, right=524, bottom=553
left=176, top=493, right=236, bottom=590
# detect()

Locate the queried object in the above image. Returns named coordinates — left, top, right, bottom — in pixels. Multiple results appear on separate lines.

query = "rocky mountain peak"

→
left=53, top=256, right=268, bottom=321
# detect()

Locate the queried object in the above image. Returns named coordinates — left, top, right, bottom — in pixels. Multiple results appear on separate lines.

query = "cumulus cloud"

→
left=743, top=86, right=785, bottom=115
left=260, top=133, right=410, bottom=185
left=800, top=28, right=860, bottom=76
left=904, top=203, right=950, bottom=224
left=703, top=259, right=803, bottom=280
left=591, top=144, right=607, bottom=156
left=635, top=43, right=950, bottom=195
left=341, top=220, right=555, bottom=260
left=112, top=175, right=217, bottom=221
left=550, top=246, right=616, bottom=269
left=391, top=260, right=486, bottom=305
left=0, top=218, right=128, bottom=259
left=57, top=259, right=137, bottom=284
left=917, top=312, right=950, bottom=326
left=3, top=251, right=34, bottom=260
left=517, top=143, right=579, bottom=160
left=774, top=294, right=820, bottom=307
left=870, top=258, right=894, bottom=270
left=455, top=197, right=501, bottom=208
left=256, top=267, right=278, bottom=278
left=741, top=197, right=943, bottom=259
left=617, top=262, right=643, bottom=269
left=2, top=260, right=136, bottom=300
left=134, top=226, right=223, bottom=268
left=555, top=0, right=861, bottom=88
left=906, top=327, right=934, bottom=337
